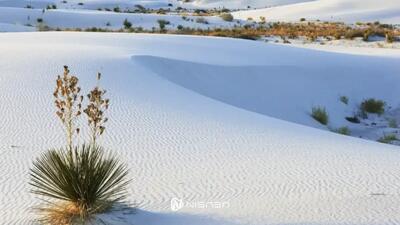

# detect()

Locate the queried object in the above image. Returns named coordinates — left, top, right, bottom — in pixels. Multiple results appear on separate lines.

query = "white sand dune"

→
left=1, top=32, right=400, bottom=225
left=0, top=7, right=234, bottom=31
left=233, top=0, right=400, bottom=23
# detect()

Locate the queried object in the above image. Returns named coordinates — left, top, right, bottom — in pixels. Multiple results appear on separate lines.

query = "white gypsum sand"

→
left=0, top=32, right=400, bottom=225
left=233, top=0, right=400, bottom=23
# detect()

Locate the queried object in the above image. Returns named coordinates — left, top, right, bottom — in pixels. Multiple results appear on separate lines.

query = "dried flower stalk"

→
left=84, top=73, right=109, bottom=146
left=54, top=66, right=83, bottom=150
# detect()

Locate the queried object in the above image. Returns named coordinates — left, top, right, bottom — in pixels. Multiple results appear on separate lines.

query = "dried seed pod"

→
left=53, top=66, right=83, bottom=150
left=84, top=73, right=109, bottom=146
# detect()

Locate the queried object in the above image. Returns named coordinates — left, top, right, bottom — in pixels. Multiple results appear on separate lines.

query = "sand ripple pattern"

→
left=0, top=32, right=400, bottom=225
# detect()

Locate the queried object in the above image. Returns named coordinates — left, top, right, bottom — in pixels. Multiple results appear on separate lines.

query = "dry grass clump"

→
left=360, top=98, right=385, bottom=115
left=311, top=106, right=329, bottom=125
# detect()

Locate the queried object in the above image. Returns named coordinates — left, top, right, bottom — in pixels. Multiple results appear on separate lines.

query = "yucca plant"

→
left=30, top=144, right=130, bottom=224
left=30, top=66, right=131, bottom=225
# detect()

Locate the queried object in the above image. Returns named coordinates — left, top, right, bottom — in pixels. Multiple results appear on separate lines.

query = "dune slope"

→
left=0, top=32, right=400, bottom=225
left=233, top=0, right=400, bottom=23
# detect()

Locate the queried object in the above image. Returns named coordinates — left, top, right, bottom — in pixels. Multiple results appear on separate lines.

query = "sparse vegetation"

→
left=123, top=19, right=132, bottom=29
left=157, top=19, right=170, bottom=30
left=378, top=134, right=398, bottom=143
left=29, top=21, right=400, bottom=44
left=311, top=106, right=329, bottom=125
left=335, top=126, right=351, bottom=135
left=360, top=98, right=385, bottom=115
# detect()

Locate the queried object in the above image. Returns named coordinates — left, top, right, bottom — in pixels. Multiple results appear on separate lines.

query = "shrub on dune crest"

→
left=30, top=66, right=130, bottom=225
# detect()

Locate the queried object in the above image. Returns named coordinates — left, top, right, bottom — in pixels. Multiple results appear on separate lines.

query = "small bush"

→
left=344, top=30, right=364, bottom=40
left=123, top=19, right=132, bottom=29
left=46, top=4, right=57, bottom=10
left=335, top=126, right=351, bottom=135
left=157, top=19, right=170, bottom=30
left=386, top=32, right=396, bottom=43
left=311, top=106, right=329, bottom=125
left=378, top=134, right=398, bottom=144
left=360, top=98, right=385, bottom=115
left=220, top=13, right=234, bottom=22
left=340, top=96, right=349, bottom=105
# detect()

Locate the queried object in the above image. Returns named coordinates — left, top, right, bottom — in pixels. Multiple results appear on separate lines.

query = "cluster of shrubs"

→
left=35, top=20, right=399, bottom=44
left=378, top=134, right=398, bottom=143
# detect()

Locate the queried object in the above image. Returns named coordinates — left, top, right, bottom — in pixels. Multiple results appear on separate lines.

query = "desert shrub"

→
left=30, top=145, right=129, bottom=224
left=378, top=134, right=398, bottom=143
left=363, top=30, right=371, bottom=41
left=157, top=19, right=170, bottom=30
left=360, top=98, right=385, bottom=115
left=123, top=19, right=132, bottom=29
left=335, top=126, right=351, bottom=135
left=300, top=18, right=306, bottom=22
left=30, top=66, right=130, bottom=224
left=311, top=106, right=329, bottom=125
left=340, top=95, right=349, bottom=105
left=386, top=32, right=396, bottom=43
left=344, top=29, right=364, bottom=40
left=46, top=4, right=57, bottom=10
left=220, top=13, right=234, bottom=22
left=113, top=7, right=120, bottom=12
